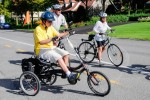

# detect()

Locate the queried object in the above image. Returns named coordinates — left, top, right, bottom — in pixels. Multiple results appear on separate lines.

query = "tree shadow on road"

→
left=0, top=78, right=26, bottom=95
left=91, top=63, right=150, bottom=81
left=0, top=78, right=100, bottom=97
left=41, top=84, right=99, bottom=97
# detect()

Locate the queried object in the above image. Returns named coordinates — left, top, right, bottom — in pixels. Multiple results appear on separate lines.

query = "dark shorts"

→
left=96, top=40, right=106, bottom=47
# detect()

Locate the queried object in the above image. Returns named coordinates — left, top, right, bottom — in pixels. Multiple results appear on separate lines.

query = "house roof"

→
left=146, top=0, right=150, bottom=4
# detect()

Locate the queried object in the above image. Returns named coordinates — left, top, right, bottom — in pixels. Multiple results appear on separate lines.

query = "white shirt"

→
left=52, top=13, right=67, bottom=31
left=93, top=21, right=111, bottom=41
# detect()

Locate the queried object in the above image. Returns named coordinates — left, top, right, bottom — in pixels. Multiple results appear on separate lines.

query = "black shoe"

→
left=68, top=73, right=80, bottom=82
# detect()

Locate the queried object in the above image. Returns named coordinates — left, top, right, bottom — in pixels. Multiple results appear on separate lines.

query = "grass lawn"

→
left=110, top=22, right=150, bottom=41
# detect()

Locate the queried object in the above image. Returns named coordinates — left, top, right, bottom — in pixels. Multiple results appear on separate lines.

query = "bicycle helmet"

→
left=46, top=7, right=51, bottom=11
left=41, top=11, right=55, bottom=21
left=99, top=12, right=107, bottom=17
left=52, top=4, right=62, bottom=10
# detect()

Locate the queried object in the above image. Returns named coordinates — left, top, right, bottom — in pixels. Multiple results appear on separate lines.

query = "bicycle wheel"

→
left=87, top=71, right=111, bottom=96
left=78, top=42, right=95, bottom=63
left=107, top=44, right=123, bottom=67
left=20, top=71, right=41, bottom=96
left=40, top=74, right=57, bottom=86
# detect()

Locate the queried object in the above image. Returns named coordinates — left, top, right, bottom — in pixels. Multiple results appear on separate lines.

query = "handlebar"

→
left=52, top=23, right=75, bottom=42
left=99, top=29, right=115, bottom=35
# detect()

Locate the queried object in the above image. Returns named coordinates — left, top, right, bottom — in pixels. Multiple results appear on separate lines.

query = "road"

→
left=0, top=30, right=150, bottom=100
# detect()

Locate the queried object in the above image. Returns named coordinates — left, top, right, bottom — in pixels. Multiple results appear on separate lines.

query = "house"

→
left=57, top=0, right=111, bottom=22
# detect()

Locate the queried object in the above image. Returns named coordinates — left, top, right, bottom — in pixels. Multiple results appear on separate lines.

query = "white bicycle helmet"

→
left=99, top=12, right=107, bottom=17
left=52, top=4, right=62, bottom=10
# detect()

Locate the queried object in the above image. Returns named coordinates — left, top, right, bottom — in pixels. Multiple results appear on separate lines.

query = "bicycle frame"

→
left=84, top=31, right=113, bottom=56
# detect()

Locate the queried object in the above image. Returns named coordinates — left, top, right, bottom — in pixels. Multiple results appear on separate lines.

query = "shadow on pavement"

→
left=91, top=63, right=150, bottom=81
left=41, top=85, right=98, bottom=97
left=8, top=60, right=22, bottom=65
left=0, top=76, right=100, bottom=97
left=16, top=51, right=34, bottom=55
left=0, top=78, right=25, bottom=95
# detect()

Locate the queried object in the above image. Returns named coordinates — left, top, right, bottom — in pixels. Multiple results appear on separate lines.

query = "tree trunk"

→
left=31, top=10, right=34, bottom=28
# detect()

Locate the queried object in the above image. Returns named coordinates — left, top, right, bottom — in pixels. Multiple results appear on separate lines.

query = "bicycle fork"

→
left=89, top=73, right=100, bottom=85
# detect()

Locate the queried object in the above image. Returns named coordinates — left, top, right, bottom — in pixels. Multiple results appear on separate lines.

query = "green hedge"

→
left=128, top=13, right=150, bottom=21
left=107, top=14, right=129, bottom=23
left=71, top=14, right=129, bottom=28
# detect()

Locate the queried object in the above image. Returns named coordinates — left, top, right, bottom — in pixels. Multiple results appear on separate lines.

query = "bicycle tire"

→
left=87, top=71, right=111, bottom=96
left=78, top=41, right=95, bottom=63
left=20, top=71, right=41, bottom=96
left=40, top=74, right=57, bottom=86
left=107, top=44, right=123, bottom=67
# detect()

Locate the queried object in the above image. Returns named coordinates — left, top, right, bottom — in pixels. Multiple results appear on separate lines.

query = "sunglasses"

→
left=47, top=20, right=52, bottom=23
left=56, top=9, right=61, bottom=11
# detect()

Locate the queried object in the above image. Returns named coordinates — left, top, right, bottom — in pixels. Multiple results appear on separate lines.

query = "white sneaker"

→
left=99, top=60, right=104, bottom=66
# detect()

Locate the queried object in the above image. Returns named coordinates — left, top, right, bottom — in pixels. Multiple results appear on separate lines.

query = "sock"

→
left=66, top=71, right=71, bottom=77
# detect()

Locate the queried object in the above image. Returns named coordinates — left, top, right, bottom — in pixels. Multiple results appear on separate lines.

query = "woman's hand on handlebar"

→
left=110, top=29, right=115, bottom=33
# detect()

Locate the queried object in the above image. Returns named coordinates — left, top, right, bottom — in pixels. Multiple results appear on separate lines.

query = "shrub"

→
left=138, top=17, right=150, bottom=22
left=107, top=14, right=129, bottom=23
left=128, top=13, right=150, bottom=21
left=71, top=14, right=129, bottom=28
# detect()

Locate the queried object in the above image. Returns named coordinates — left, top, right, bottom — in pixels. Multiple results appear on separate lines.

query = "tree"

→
left=121, top=0, right=149, bottom=14
left=8, top=0, right=58, bottom=26
left=0, top=0, right=11, bottom=20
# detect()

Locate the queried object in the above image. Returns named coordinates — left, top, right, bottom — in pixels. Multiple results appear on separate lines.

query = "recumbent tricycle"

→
left=19, top=21, right=111, bottom=96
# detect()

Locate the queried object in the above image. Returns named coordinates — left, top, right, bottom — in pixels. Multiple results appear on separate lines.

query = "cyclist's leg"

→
left=40, top=49, right=71, bottom=75
left=57, top=58, right=70, bottom=73
left=54, top=47, right=70, bottom=66
left=102, top=40, right=106, bottom=52
left=96, top=41, right=105, bottom=65
left=63, top=55, right=69, bottom=65
left=98, top=47, right=103, bottom=61
left=96, top=41, right=103, bottom=61
left=39, top=48, right=79, bottom=81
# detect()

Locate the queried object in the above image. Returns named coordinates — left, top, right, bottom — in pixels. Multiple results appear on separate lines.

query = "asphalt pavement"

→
left=0, top=29, right=150, bottom=100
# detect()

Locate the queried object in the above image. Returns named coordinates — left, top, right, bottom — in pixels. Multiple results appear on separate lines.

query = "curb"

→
left=14, top=21, right=136, bottom=34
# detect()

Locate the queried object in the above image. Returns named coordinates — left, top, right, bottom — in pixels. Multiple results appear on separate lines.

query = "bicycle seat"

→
left=82, top=39, right=91, bottom=41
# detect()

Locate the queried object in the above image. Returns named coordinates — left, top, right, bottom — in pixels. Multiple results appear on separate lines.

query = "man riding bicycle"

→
left=52, top=4, right=68, bottom=32
left=33, top=11, right=80, bottom=82
left=49, top=4, right=68, bottom=47
left=93, top=12, right=112, bottom=66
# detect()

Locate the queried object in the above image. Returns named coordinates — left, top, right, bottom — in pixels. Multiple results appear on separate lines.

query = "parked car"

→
left=0, top=23, right=11, bottom=29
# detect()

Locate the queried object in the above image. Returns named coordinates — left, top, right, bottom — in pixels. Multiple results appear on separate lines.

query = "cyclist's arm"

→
left=106, top=22, right=111, bottom=30
left=61, top=15, right=68, bottom=29
left=57, top=31, right=69, bottom=38
left=93, top=21, right=100, bottom=33
left=64, top=24, right=68, bottom=29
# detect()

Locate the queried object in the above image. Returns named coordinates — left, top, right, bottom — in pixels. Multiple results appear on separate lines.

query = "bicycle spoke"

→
left=107, top=44, right=123, bottom=67
left=20, top=71, right=40, bottom=96
left=87, top=71, right=111, bottom=96
left=78, top=42, right=95, bottom=63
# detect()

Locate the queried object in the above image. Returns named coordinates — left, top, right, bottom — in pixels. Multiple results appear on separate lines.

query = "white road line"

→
left=0, top=36, right=34, bottom=46
left=0, top=36, right=126, bottom=67
left=1, top=36, right=149, bottom=73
